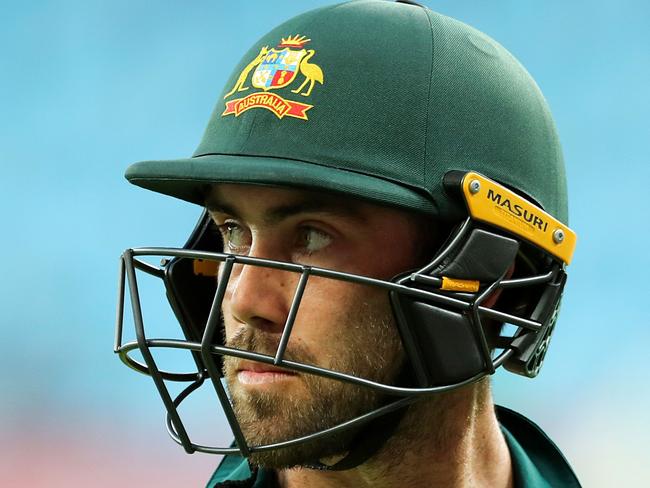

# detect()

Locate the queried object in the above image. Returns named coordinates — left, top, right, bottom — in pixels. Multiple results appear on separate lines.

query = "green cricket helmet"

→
left=116, top=0, right=576, bottom=463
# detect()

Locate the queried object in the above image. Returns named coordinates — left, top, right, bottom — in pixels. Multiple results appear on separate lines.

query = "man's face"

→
left=208, top=184, right=427, bottom=468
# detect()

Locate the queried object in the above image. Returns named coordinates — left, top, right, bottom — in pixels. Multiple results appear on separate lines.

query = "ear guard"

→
left=389, top=170, right=575, bottom=386
left=391, top=223, right=567, bottom=387
left=164, top=216, right=221, bottom=346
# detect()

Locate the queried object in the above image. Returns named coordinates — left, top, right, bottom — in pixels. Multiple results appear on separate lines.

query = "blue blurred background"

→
left=1, top=1, right=648, bottom=486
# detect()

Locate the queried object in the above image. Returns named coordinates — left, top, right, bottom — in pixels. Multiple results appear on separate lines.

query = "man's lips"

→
left=236, top=361, right=298, bottom=385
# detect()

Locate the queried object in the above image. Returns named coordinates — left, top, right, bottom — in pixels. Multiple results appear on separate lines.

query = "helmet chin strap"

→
left=303, top=368, right=416, bottom=472
left=305, top=406, right=410, bottom=472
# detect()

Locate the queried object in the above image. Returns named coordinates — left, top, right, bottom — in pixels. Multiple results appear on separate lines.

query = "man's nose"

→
left=225, top=260, right=294, bottom=331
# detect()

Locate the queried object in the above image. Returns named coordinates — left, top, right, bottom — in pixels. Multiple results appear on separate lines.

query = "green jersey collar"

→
left=207, top=406, right=581, bottom=488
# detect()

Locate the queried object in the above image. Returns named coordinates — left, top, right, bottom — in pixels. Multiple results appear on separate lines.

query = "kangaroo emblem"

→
left=223, top=46, right=269, bottom=99
left=221, top=35, right=324, bottom=121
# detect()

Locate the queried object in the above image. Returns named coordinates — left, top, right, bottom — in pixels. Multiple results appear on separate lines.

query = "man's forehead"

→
left=206, top=183, right=370, bottom=224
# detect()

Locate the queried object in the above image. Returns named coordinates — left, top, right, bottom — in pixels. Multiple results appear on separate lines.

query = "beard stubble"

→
left=222, top=298, right=404, bottom=469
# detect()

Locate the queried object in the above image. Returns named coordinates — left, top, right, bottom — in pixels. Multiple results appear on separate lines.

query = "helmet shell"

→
left=126, top=0, right=567, bottom=223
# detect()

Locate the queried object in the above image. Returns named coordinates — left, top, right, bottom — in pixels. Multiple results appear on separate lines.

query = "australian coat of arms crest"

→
left=222, top=35, right=323, bottom=121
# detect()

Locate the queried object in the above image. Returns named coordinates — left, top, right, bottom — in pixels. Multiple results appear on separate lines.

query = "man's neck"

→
left=276, top=380, right=513, bottom=488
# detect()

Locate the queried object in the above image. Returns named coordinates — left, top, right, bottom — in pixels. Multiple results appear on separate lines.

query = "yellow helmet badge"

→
left=222, top=35, right=324, bottom=121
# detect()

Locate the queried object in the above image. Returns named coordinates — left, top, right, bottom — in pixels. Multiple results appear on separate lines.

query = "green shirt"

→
left=206, top=406, right=581, bottom=487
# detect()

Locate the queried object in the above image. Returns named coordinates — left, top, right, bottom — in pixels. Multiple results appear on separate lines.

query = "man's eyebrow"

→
left=206, top=198, right=365, bottom=225
left=206, top=202, right=239, bottom=218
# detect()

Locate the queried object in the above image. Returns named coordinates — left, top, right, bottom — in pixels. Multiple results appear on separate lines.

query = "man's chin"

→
left=231, top=398, right=356, bottom=469
left=245, top=437, right=350, bottom=470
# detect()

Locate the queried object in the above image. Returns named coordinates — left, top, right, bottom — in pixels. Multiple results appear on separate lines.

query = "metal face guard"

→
left=114, top=213, right=565, bottom=456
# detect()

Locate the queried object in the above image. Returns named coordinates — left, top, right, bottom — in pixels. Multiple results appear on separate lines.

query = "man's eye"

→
left=218, top=222, right=250, bottom=253
left=296, top=227, right=332, bottom=255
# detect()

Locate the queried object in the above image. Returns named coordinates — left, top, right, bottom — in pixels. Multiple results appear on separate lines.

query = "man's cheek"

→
left=220, top=302, right=237, bottom=340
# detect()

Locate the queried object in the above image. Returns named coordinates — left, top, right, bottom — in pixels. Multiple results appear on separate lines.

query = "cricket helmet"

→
left=115, top=0, right=576, bottom=463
